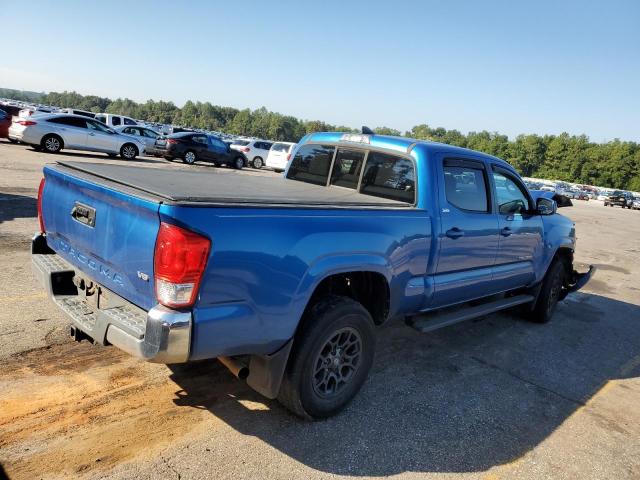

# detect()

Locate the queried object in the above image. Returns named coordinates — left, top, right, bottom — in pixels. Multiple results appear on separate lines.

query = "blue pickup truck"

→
left=32, top=131, right=593, bottom=418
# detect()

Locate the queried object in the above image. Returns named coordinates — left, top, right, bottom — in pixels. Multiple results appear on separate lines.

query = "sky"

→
left=2, top=0, right=639, bottom=141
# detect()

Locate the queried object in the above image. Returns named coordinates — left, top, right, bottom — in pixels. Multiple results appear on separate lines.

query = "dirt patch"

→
left=0, top=341, right=226, bottom=479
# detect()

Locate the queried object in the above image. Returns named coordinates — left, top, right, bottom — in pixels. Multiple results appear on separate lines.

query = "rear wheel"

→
left=233, top=156, right=244, bottom=170
left=120, top=143, right=138, bottom=160
left=527, top=259, right=566, bottom=324
left=41, top=134, right=63, bottom=153
left=252, top=157, right=263, bottom=169
left=183, top=150, right=197, bottom=164
left=278, top=296, right=376, bottom=419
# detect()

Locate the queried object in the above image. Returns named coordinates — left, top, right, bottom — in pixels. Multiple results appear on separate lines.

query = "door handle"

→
left=500, top=227, right=512, bottom=237
left=445, top=228, right=465, bottom=239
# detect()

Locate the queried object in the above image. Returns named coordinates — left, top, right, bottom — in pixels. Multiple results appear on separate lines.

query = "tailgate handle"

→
left=71, top=202, right=96, bottom=228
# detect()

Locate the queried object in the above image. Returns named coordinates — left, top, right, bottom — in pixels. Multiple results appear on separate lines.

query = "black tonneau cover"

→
left=55, top=161, right=410, bottom=208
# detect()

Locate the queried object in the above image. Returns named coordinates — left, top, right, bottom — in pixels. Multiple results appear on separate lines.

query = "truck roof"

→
left=303, top=132, right=513, bottom=170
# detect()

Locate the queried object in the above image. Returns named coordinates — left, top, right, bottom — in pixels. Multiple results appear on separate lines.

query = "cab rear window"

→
left=360, top=152, right=415, bottom=203
left=287, top=144, right=416, bottom=203
left=287, top=144, right=335, bottom=186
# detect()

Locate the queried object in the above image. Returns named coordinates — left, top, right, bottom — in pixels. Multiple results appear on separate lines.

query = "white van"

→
left=95, top=113, right=138, bottom=128
left=266, top=142, right=296, bottom=172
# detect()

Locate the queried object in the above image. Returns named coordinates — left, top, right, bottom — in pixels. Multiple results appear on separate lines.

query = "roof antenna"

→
left=361, top=126, right=374, bottom=135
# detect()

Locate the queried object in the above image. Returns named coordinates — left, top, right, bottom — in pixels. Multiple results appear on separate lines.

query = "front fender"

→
left=537, top=214, right=576, bottom=282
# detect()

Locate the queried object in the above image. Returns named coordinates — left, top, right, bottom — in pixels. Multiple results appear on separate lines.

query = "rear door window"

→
left=360, top=152, right=416, bottom=203
left=286, top=144, right=335, bottom=186
left=330, top=148, right=365, bottom=189
left=443, top=163, right=489, bottom=212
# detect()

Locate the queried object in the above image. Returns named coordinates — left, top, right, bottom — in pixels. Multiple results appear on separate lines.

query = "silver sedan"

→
left=114, top=125, right=161, bottom=154
left=8, top=113, right=146, bottom=160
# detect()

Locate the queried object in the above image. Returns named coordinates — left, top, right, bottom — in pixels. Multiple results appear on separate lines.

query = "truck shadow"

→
left=0, top=190, right=37, bottom=225
left=168, top=292, right=640, bottom=476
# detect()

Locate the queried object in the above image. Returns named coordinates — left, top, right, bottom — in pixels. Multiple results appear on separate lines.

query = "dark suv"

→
left=155, top=132, right=247, bottom=169
left=604, top=190, right=634, bottom=208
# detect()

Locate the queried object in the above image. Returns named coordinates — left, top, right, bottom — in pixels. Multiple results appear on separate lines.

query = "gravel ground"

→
left=0, top=140, right=639, bottom=480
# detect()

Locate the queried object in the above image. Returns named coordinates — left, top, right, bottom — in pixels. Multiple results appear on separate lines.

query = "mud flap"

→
left=246, top=339, right=293, bottom=399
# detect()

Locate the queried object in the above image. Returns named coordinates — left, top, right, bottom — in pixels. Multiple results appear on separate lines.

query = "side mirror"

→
left=536, top=197, right=557, bottom=215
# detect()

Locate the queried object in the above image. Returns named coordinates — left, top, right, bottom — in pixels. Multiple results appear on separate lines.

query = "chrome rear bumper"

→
left=31, top=233, right=191, bottom=363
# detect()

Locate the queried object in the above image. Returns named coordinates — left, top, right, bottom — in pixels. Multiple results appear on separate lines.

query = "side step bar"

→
left=408, top=294, right=535, bottom=333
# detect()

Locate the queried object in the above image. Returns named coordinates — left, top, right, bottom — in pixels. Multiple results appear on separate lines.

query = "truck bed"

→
left=54, top=161, right=411, bottom=208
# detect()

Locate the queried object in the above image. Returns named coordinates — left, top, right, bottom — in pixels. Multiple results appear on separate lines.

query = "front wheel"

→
left=278, top=296, right=376, bottom=419
left=527, top=259, right=566, bottom=324
left=120, top=143, right=138, bottom=160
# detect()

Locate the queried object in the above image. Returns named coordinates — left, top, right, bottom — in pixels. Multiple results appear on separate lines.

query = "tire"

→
left=278, top=295, right=376, bottom=419
left=527, top=259, right=566, bottom=324
left=8, top=138, right=17, bottom=144
left=183, top=150, right=197, bottom=164
left=233, top=156, right=244, bottom=170
left=41, top=134, right=63, bottom=153
left=120, top=143, right=138, bottom=160
left=252, top=157, right=263, bottom=169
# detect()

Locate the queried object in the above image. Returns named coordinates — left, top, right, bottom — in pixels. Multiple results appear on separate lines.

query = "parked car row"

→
left=603, top=190, right=637, bottom=209
left=1, top=104, right=298, bottom=171
left=148, top=132, right=297, bottom=171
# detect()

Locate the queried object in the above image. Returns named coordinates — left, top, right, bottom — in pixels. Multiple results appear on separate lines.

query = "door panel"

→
left=86, top=120, right=119, bottom=152
left=491, top=169, right=543, bottom=290
left=87, top=130, right=117, bottom=151
left=60, top=125, right=88, bottom=148
left=432, top=158, right=500, bottom=308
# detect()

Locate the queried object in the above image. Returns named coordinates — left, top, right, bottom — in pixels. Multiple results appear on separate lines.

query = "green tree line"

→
left=2, top=88, right=638, bottom=190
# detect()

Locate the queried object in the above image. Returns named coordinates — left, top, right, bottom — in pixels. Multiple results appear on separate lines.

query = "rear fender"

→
left=294, top=253, right=393, bottom=318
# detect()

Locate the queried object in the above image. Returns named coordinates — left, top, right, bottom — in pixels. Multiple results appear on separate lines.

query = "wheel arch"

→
left=295, top=256, right=393, bottom=328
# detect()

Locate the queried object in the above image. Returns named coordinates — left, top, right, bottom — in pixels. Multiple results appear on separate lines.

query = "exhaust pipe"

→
left=218, top=356, right=249, bottom=380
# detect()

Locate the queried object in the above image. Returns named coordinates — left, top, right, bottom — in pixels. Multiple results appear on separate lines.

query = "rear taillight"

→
left=18, top=120, right=37, bottom=126
left=37, top=178, right=46, bottom=233
left=154, top=222, right=210, bottom=308
left=286, top=154, right=291, bottom=161
left=166, top=138, right=178, bottom=144
left=242, top=147, right=250, bottom=153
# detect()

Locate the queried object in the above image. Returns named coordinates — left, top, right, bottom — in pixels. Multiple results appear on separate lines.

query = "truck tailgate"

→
left=41, top=164, right=160, bottom=311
